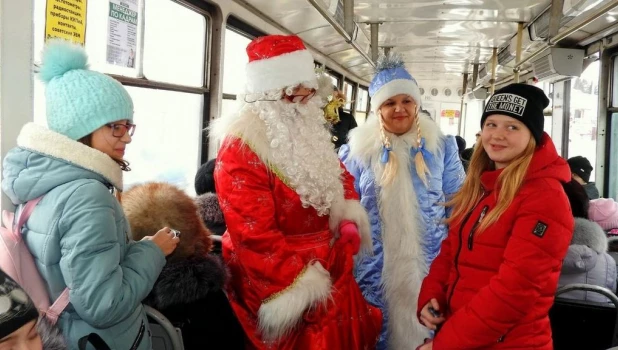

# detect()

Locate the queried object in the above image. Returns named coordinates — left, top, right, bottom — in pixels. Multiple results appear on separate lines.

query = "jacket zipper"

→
left=447, top=191, right=488, bottom=309
left=467, top=205, right=489, bottom=250
left=129, top=321, right=146, bottom=350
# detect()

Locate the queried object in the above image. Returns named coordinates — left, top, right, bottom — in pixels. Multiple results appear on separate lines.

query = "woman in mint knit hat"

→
left=2, top=40, right=179, bottom=350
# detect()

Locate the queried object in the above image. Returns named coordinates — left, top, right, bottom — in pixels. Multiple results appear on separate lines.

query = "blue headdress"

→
left=370, top=53, right=430, bottom=186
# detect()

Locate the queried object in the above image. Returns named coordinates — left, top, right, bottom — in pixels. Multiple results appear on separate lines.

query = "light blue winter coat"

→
left=2, top=123, right=166, bottom=350
left=339, top=113, right=464, bottom=349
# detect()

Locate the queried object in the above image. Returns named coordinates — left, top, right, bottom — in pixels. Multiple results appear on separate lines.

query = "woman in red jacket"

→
left=417, top=83, right=574, bottom=349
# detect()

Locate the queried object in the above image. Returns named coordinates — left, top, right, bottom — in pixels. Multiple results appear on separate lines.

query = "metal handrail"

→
left=144, top=305, right=185, bottom=350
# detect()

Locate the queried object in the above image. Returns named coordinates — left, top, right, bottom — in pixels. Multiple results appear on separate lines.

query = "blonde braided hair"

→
left=414, top=111, right=430, bottom=186
left=378, top=106, right=430, bottom=187
left=378, top=111, right=398, bottom=186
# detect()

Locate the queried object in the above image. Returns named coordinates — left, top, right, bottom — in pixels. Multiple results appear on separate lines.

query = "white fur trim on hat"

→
left=370, top=79, right=421, bottom=115
left=245, top=49, right=317, bottom=94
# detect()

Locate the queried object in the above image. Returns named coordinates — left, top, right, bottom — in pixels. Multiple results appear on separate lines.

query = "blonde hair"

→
left=446, top=136, right=536, bottom=233
left=378, top=114, right=399, bottom=186
left=378, top=106, right=430, bottom=186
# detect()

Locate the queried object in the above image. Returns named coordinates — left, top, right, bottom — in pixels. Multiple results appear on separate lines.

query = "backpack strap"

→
left=78, top=333, right=112, bottom=350
left=15, top=196, right=44, bottom=234
left=45, top=288, right=70, bottom=324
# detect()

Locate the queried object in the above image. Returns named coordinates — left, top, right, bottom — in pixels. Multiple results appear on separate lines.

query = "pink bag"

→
left=0, top=197, right=69, bottom=324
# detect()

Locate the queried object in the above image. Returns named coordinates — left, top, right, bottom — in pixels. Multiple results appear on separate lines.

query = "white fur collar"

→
left=17, top=123, right=123, bottom=190
left=346, top=112, right=444, bottom=166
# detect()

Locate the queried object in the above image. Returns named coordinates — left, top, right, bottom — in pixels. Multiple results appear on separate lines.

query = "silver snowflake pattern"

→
left=281, top=199, right=294, bottom=213
left=220, top=198, right=231, bottom=213
left=232, top=176, right=246, bottom=190
left=303, top=215, right=316, bottom=228
left=264, top=252, right=275, bottom=264
left=248, top=158, right=262, bottom=168
left=290, top=255, right=301, bottom=268
left=257, top=195, right=270, bottom=207
left=215, top=160, right=224, bottom=173
left=244, top=217, right=257, bottom=231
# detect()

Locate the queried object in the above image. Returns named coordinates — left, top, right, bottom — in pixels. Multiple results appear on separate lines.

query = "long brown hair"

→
left=78, top=134, right=131, bottom=171
left=446, top=136, right=536, bottom=233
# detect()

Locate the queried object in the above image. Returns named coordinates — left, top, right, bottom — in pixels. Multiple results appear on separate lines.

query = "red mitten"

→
left=339, top=220, right=360, bottom=255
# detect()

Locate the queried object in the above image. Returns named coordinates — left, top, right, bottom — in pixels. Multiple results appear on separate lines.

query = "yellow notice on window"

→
left=45, top=0, right=88, bottom=44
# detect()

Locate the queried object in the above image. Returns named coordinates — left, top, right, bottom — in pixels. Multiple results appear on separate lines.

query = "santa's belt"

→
left=284, top=229, right=333, bottom=250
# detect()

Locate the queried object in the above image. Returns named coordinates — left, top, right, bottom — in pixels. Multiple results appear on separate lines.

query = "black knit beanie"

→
left=0, top=269, right=39, bottom=339
left=195, top=158, right=217, bottom=195
left=481, top=83, right=549, bottom=144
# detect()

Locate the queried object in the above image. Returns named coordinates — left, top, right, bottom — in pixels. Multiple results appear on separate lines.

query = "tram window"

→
left=609, top=114, right=618, bottom=200
left=123, top=87, right=203, bottom=195
left=355, top=87, right=369, bottom=124
left=343, top=81, right=354, bottom=111
left=542, top=82, right=553, bottom=138
left=568, top=60, right=600, bottom=180
left=142, top=0, right=207, bottom=87
left=327, top=73, right=340, bottom=88
left=223, top=29, right=253, bottom=96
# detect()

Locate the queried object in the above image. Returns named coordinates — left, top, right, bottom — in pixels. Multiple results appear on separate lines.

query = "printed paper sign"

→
left=106, top=0, right=138, bottom=68
left=45, top=0, right=87, bottom=44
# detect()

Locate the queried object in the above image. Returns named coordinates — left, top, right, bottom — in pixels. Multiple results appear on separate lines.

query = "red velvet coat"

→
left=418, top=134, right=574, bottom=349
left=215, top=137, right=382, bottom=350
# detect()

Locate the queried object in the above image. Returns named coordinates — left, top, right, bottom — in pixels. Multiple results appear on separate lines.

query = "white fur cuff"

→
left=257, top=262, right=331, bottom=341
left=329, top=199, right=373, bottom=255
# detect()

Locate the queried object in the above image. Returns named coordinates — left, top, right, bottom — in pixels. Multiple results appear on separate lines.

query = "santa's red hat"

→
left=245, top=35, right=317, bottom=94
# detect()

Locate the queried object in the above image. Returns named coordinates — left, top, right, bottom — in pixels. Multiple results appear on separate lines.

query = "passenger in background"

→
left=195, top=159, right=225, bottom=255
left=590, top=198, right=618, bottom=266
left=455, top=136, right=468, bottom=170
left=122, top=182, right=245, bottom=350
left=589, top=198, right=618, bottom=234
left=210, top=34, right=381, bottom=349
left=0, top=268, right=65, bottom=350
left=418, top=83, right=573, bottom=349
left=460, top=131, right=480, bottom=172
left=323, top=86, right=358, bottom=150
left=558, top=180, right=616, bottom=302
left=339, top=53, right=465, bottom=349
left=1, top=40, right=178, bottom=349
left=568, top=156, right=600, bottom=199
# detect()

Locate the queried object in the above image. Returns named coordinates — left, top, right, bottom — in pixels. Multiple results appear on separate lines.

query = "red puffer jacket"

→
left=418, top=133, right=574, bottom=349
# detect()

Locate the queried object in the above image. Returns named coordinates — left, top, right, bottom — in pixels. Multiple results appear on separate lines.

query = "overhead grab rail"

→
left=307, top=0, right=376, bottom=68
left=514, top=0, right=618, bottom=73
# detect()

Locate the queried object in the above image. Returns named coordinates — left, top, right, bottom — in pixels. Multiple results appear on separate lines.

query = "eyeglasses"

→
left=107, top=123, right=136, bottom=138
left=283, top=87, right=316, bottom=104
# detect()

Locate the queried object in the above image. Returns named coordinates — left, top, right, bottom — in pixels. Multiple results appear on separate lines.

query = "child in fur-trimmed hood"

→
left=122, top=182, right=244, bottom=350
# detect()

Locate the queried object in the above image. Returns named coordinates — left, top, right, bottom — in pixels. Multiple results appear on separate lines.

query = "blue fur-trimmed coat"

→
left=339, top=112, right=465, bottom=349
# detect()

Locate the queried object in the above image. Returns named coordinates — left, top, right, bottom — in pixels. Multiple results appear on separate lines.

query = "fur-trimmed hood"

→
left=345, top=111, right=444, bottom=166
left=195, top=192, right=226, bottom=235
left=2, top=123, right=123, bottom=205
left=145, top=253, right=228, bottom=310
left=122, top=182, right=213, bottom=262
left=571, top=217, right=608, bottom=253
left=37, top=317, right=67, bottom=350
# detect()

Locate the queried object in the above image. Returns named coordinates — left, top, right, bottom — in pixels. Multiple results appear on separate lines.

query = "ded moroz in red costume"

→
left=211, top=35, right=382, bottom=349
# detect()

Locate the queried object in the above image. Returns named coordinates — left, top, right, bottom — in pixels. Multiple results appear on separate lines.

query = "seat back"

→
left=550, top=284, right=618, bottom=350
left=144, top=305, right=185, bottom=350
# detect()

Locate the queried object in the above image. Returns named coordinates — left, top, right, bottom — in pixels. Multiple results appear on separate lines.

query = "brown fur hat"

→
left=122, top=182, right=213, bottom=261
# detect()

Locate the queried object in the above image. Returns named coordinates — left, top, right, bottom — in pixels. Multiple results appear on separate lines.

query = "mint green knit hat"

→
left=39, top=39, right=133, bottom=140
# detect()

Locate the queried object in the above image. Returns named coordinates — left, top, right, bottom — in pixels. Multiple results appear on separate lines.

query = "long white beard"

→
left=247, top=96, right=344, bottom=216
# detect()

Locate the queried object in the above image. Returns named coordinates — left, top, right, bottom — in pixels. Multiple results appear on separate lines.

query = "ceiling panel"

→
left=394, top=45, right=495, bottom=64
left=364, top=21, right=519, bottom=47
left=243, top=0, right=330, bottom=33
left=354, top=0, right=551, bottom=23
